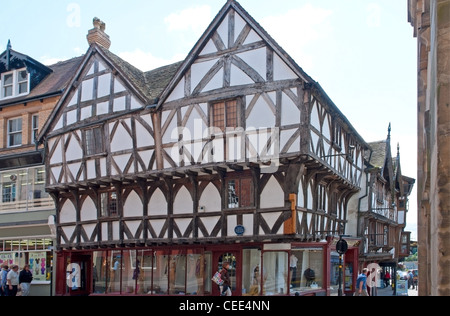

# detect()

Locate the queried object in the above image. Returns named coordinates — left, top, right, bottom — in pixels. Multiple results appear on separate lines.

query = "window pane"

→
left=9, top=118, right=22, bottom=133
left=263, top=252, right=288, bottom=295
left=85, top=127, right=104, bottom=156
left=122, top=250, right=135, bottom=294
left=169, top=250, right=186, bottom=295
left=226, top=100, right=238, bottom=128
left=291, top=248, right=323, bottom=293
left=4, top=74, right=13, bottom=85
left=213, top=102, right=225, bottom=132
left=19, top=82, right=28, bottom=94
left=101, top=191, right=118, bottom=217
left=18, top=70, right=28, bottom=82
left=153, top=251, right=169, bottom=294
left=9, top=133, right=22, bottom=147
left=109, top=251, right=122, bottom=294
left=186, top=250, right=204, bottom=296
left=93, top=251, right=108, bottom=294
left=242, top=249, right=261, bottom=296
left=4, top=86, right=13, bottom=97
left=227, top=180, right=239, bottom=208
left=136, top=250, right=153, bottom=295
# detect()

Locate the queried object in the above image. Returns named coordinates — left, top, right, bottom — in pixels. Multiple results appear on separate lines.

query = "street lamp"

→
left=336, top=236, right=348, bottom=297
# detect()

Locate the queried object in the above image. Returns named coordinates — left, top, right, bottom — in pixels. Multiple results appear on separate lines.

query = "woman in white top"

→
left=7, top=265, right=20, bottom=296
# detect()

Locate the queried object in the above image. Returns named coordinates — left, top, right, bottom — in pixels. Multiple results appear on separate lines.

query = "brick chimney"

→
left=87, top=17, right=111, bottom=49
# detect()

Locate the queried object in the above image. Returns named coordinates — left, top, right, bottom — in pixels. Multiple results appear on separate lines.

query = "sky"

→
left=1, top=0, right=418, bottom=239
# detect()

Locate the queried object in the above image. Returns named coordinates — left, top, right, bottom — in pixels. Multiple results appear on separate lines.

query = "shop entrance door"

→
left=66, top=254, right=91, bottom=296
left=212, top=250, right=241, bottom=296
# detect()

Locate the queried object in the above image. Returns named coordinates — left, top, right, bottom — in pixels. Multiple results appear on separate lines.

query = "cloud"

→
left=260, top=4, right=333, bottom=70
left=164, top=5, right=212, bottom=32
left=40, top=56, right=69, bottom=66
left=118, top=49, right=185, bottom=72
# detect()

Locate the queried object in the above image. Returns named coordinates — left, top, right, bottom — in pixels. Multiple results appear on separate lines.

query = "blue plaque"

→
left=235, top=225, right=245, bottom=236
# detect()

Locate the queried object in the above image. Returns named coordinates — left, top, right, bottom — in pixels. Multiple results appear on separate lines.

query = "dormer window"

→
left=1, top=68, right=29, bottom=99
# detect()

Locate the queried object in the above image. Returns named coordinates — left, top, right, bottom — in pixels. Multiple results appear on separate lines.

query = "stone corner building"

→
left=408, top=0, right=450, bottom=296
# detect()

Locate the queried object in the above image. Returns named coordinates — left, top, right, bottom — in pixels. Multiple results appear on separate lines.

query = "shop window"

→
left=203, top=252, right=212, bottom=294
left=263, top=252, right=288, bottom=296
left=135, top=250, right=153, bottom=295
left=169, top=250, right=186, bottom=295
left=242, top=249, right=261, bottom=296
left=93, top=251, right=109, bottom=294
left=226, top=177, right=254, bottom=209
left=153, top=251, right=169, bottom=295
left=108, top=250, right=122, bottom=294
left=290, top=248, right=323, bottom=293
left=186, top=250, right=204, bottom=295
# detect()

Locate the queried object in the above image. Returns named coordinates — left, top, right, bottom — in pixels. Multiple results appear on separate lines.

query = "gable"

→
left=160, top=1, right=311, bottom=106
left=44, top=47, right=146, bottom=137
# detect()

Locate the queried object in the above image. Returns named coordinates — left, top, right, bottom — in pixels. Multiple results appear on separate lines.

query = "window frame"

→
left=7, top=117, right=23, bottom=148
left=0, top=68, right=30, bottom=99
left=210, top=98, right=243, bottom=133
left=32, top=114, right=39, bottom=143
left=82, top=126, right=105, bottom=157
left=100, top=189, right=119, bottom=218
left=225, top=173, right=255, bottom=210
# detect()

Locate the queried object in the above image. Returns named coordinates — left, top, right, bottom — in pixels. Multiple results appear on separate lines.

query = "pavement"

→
left=375, top=285, right=418, bottom=297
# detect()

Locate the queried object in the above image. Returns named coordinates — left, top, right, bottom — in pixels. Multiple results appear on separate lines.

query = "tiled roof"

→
left=367, top=140, right=387, bottom=168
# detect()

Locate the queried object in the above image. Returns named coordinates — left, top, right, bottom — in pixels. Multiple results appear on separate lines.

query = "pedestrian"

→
left=6, top=265, right=20, bottom=296
left=384, top=270, right=391, bottom=288
left=220, top=262, right=232, bottom=296
left=355, top=268, right=369, bottom=296
left=0, top=264, right=9, bottom=296
left=19, top=264, right=33, bottom=296
left=407, top=270, right=414, bottom=290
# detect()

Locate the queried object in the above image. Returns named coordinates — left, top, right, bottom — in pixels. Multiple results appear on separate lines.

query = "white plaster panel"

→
left=55, top=117, right=64, bottom=130
left=228, top=216, right=237, bottom=237
left=281, top=92, right=300, bottom=126
left=100, top=158, right=107, bottom=177
left=273, top=54, right=297, bottom=81
left=322, top=115, right=331, bottom=140
left=199, top=216, right=220, bottom=236
left=217, top=15, right=229, bottom=49
left=130, top=96, right=142, bottom=110
left=114, top=78, right=126, bottom=93
left=62, top=226, right=75, bottom=241
left=151, top=219, right=167, bottom=238
left=80, top=106, right=92, bottom=120
left=102, top=223, right=108, bottom=241
left=68, top=163, right=81, bottom=181
left=68, top=92, right=78, bottom=107
left=112, top=221, right=120, bottom=240
left=111, top=124, right=133, bottom=153
left=97, top=101, right=109, bottom=116
left=184, top=109, right=206, bottom=142
left=87, top=160, right=96, bottom=180
left=98, top=60, right=107, bottom=72
left=261, top=212, right=281, bottom=231
left=243, top=29, right=262, bottom=45
left=280, top=129, right=298, bottom=153
left=60, top=200, right=77, bottom=224
left=66, top=110, right=77, bottom=126
left=113, top=154, right=131, bottom=174
left=230, top=64, right=253, bottom=86
left=175, top=218, right=192, bottom=237
left=200, top=39, right=217, bottom=56
left=310, top=103, right=320, bottom=130
left=113, top=96, right=126, bottom=112
left=138, top=150, right=154, bottom=170
left=135, top=120, right=154, bottom=148
left=124, top=191, right=143, bottom=218
left=234, top=12, right=246, bottom=41
left=126, top=221, right=142, bottom=238
left=310, top=131, right=320, bottom=154
left=98, top=73, right=111, bottom=98
left=148, top=189, right=167, bottom=216
left=51, top=167, right=62, bottom=184
left=199, top=184, right=221, bottom=213
left=247, top=96, right=275, bottom=129
left=81, top=78, right=94, bottom=102
left=81, top=197, right=97, bottom=222
left=86, top=63, right=95, bottom=76
left=66, top=137, right=83, bottom=162
left=261, top=177, right=284, bottom=208
left=50, top=138, right=63, bottom=165
left=82, top=224, right=96, bottom=241
left=191, top=59, right=218, bottom=91
left=298, top=182, right=305, bottom=208
left=243, top=214, right=253, bottom=236
left=162, top=113, right=178, bottom=144
left=237, top=48, right=266, bottom=81
left=203, top=68, right=224, bottom=92
left=307, top=183, right=313, bottom=210
left=166, top=79, right=185, bottom=103
left=173, top=186, right=193, bottom=215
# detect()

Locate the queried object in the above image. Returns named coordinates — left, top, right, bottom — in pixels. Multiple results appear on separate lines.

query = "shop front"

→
left=55, top=242, right=349, bottom=297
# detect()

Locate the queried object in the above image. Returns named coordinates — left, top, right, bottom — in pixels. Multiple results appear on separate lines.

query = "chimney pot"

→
left=87, top=17, right=111, bottom=49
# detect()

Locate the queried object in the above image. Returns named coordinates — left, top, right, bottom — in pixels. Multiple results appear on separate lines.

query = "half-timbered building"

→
left=40, top=1, right=370, bottom=296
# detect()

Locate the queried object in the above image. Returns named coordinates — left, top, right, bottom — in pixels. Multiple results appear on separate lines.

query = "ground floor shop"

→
left=55, top=239, right=359, bottom=296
